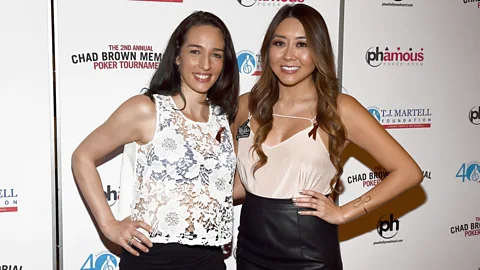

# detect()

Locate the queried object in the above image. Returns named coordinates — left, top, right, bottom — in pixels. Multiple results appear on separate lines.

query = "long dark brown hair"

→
left=144, top=11, right=239, bottom=123
left=249, top=4, right=346, bottom=192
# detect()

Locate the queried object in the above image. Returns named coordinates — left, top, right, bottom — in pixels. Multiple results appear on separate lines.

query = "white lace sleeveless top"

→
left=118, top=94, right=235, bottom=246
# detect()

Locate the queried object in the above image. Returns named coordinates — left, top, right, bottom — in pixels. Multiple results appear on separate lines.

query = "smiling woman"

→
left=147, top=12, right=239, bottom=123
left=174, top=25, right=226, bottom=102
left=232, top=4, right=423, bottom=270
left=71, top=11, right=239, bottom=270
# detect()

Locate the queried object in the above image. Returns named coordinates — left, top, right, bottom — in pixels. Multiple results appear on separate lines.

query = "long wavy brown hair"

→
left=249, top=4, right=346, bottom=192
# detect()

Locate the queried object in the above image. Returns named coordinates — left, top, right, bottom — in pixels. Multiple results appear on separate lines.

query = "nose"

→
left=284, top=43, right=296, bottom=61
left=199, top=53, right=211, bottom=71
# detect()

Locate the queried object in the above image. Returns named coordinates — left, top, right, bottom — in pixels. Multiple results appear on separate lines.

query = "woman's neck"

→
left=173, top=87, right=209, bottom=120
left=278, top=77, right=316, bottom=102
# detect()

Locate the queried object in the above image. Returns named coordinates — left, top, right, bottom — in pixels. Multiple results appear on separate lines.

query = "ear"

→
left=175, top=55, right=180, bottom=66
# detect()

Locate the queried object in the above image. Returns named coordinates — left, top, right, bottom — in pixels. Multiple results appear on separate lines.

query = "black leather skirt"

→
left=236, top=192, right=343, bottom=270
left=120, top=243, right=225, bottom=270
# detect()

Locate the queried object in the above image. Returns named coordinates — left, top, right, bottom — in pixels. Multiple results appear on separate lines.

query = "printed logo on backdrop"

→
left=236, top=50, right=262, bottom=76
left=462, top=0, right=480, bottom=9
left=367, top=106, right=432, bottom=129
left=71, top=45, right=161, bottom=70
left=237, top=0, right=306, bottom=8
left=469, top=106, right=480, bottom=125
left=345, top=165, right=432, bottom=188
left=0, top=188, right=18, bottom=213
left=450, top=217, right=480, bottom=238
left=345, top=165, right=389, bottom=188
left=365, top=47, right=424, bottom=67
left=81, top=251, right=118, bottom=270
left=104, top=185, right=120, bottom=207
left=0, top=265, right=22, bottom=270
left=374, top=213, right=403, bottom=245
left=129, top=0, right=182, bottom=2
left=382, top=0, right=413, bottom=8
left=455, top=161, right=480, bottom=183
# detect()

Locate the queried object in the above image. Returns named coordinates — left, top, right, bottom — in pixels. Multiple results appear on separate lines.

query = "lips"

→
left=280, top=65, right=300, bottom=74
left=193, top=73, right=211, bottom=82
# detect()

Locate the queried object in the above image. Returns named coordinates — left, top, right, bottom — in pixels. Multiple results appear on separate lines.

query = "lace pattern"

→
left=131, top=95, right=235, bottom=246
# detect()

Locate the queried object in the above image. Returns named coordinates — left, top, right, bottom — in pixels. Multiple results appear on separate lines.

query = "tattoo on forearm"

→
left=353, top=196, right=371, bottom=213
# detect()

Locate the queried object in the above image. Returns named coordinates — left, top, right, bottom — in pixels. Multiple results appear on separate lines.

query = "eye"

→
left=190, top=50, right=200, bottom=54
left=212, top=53, right=223, bottom=59
left=297, top=42, right=307, bottom=47
left=272, top=40, right=285, bottom=46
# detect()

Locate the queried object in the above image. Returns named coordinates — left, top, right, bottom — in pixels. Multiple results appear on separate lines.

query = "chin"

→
left=192, top=86, right=212, bottom=94
left=278, top=79, right=301, bottom=87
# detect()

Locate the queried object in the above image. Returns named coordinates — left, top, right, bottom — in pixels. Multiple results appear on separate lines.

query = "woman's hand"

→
left=100, top=217, right=154, bottom=256
left=293, top=190, right=346, bottom=225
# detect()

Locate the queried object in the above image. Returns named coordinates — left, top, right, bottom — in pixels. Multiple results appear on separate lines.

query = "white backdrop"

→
left=339, top=0, right=480, bottom=269
left=55, top=0, right=339, bottom=269
left=1, top=0, right=478, bottom=269
left=55, top=0, right=480, bottom=269
left=0, top=0, right=55, bottom=269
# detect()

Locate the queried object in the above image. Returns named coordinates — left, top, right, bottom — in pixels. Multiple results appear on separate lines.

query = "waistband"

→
left=244, top=191, right=296, bottom=208
left=244, top=191, right=329, bottom=209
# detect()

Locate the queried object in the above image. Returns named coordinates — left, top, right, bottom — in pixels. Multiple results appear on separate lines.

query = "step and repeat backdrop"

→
left=339, top=0, right=480, bottom=269
left=1, top=0, right=478, bottom=269
left=0, top=0, right=55, bottom=270
left=54, top=1, right=339, bottom=269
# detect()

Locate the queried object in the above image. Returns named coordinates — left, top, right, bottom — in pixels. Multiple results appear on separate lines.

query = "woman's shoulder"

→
left=230, top=92, right=250, bottom=128
left=336, top=93, right=378, bottom=131
left=336, top=93, right=363, bottom=117
left=239, top=92, right=250, bottom=105
left=235, top=92, right=250, bottom=124
left=119, top=94, right=157, bottom=121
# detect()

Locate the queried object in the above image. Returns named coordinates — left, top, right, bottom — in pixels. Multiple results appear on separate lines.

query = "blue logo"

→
left=368, top=107, right=381, bottom=122
left=236, top=50, right=260, bottom=76
left=456, top=162, right=480, bottom=183
left=81, top=251, right=118, bottom=270
left=366, top=106, right=432, bottom=129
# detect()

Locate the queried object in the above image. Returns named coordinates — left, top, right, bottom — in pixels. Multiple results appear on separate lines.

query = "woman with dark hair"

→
left=72, top=11, right=239, bottom=269
left=232, top=4, right=422, bottom=269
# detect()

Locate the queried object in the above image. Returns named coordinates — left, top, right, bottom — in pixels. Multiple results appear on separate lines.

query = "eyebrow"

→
left=186, top=44, right=224, bottom=52
left=272, top=35, right=306, bottom=40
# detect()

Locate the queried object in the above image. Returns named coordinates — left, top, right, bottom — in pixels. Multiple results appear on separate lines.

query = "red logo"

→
left=0, top=189, right=18, bottom=213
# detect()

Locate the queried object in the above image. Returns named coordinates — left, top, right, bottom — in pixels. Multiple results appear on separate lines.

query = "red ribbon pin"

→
left=307, top=122, right=319, bottom=141
left=216, top=127, right=226, bottom=143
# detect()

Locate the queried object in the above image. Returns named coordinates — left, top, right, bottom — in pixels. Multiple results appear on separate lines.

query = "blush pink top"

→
left=236, top=114, right=337, bottom=199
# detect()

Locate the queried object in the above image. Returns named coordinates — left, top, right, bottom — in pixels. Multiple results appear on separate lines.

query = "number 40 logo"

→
left=81, top=252, right=118, bottom=270
left=455, top=162, right=480, bottom=183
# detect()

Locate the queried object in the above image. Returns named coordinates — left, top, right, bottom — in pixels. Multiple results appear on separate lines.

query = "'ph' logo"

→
left=365, top=47, right=383, bottom=67
left=377, top=214, right=400, bottom=239
left=469, top=106, right=480, bottom=125
left=104, top=185, right=119, bottom=207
